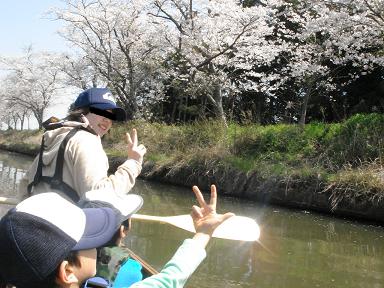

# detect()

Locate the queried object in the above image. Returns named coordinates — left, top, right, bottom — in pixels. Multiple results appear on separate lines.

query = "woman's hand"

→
left=191, top=185, right=234, bottom=247
left=126, top=128, right=147, bottom=163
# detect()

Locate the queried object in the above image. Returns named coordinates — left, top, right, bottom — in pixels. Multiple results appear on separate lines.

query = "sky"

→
left=0, top=0, right=68, bottom=56
left=0, top=1, right=77, bottom=129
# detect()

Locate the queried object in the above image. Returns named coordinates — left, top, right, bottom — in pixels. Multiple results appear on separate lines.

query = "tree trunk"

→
left=126, top=49, right=138, bottom=117
left=299, top=91, right=310, bottom=126
left=211, top=84, right=227, bottom=127
left=20, top=118, right=24, bottom=131
left=171, top=96, right=177, bottom=123
left=178, top=96, right=183, bottom=121
left=254, top=94, right=263, bottom=124
left=34, top=109, right=44, bottom=130
left=183, top=96, right=188, bottom=122
left=299, top=80, right=314, bottom=127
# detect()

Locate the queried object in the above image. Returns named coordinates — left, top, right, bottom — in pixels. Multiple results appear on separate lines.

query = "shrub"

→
left=321, top=113, right=384, bottom=168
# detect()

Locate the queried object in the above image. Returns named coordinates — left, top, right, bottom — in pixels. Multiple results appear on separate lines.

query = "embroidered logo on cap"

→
left=103, top=92, right=116, bottom=104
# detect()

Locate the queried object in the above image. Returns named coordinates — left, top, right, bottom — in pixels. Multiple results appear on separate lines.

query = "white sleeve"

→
left=66, top=132, right=142, bottom=197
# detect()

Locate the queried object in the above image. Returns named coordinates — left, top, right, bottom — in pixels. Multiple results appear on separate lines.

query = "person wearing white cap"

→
left=0, top=192, right=119, bottom=288
left=0, top=185, right=234, bottom=288
left=18, top=87, right=146, bottom=203
left=78, top=190, right=145, bottom=286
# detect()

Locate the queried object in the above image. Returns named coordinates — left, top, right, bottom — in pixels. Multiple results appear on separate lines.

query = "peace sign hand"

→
left=191, top=185, right=234, bottom=236
left=126, top=128, right=147, bottom=164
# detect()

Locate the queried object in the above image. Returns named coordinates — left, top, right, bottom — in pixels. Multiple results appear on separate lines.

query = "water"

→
left=1, top=150, right=384, bottom=287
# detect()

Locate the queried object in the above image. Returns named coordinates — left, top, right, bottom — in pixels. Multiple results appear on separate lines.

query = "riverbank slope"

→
left=1, top=113, right=383, bottom=223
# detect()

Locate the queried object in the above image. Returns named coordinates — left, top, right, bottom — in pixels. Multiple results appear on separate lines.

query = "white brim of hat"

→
left=83, top=189, right=143, bottom=218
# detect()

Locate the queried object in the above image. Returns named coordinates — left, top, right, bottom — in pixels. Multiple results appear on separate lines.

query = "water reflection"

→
left=1, top=151, right=384, bottom=288
left=0, top=152, right=32, bottom=216
left=128, top=180, right=384, bottom=288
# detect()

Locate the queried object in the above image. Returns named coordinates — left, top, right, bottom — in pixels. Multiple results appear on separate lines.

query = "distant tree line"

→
left=0, top=0, right=383, bottom=129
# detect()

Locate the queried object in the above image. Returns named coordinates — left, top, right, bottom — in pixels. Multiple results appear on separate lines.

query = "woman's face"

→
left=85, top=111, right=113, bottom=137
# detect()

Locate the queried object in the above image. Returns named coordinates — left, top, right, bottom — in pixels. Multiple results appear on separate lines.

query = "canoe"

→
left=117, top=247, right=193, bottom=288
left=96, top=245, right=159, bottom=287
left=122, top=246, right=158, bottom=277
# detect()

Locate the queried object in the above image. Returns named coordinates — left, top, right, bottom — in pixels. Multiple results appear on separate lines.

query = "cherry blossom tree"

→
left=49, top=0, right=384, bottom=124
left=146, top=0, right=281, bottom=125
left=53, top=0, right=166, bottom=119
left=1, top=48, right=65, bottom=129
left=0, top=97, right=9, bottom=129
left=0, top=91, right=31, bottom=130
left=59, top=53, right=100, bottom=90
left=272, top=0, right=384, bottom=124
left=53, top=0, right=284, bottom=124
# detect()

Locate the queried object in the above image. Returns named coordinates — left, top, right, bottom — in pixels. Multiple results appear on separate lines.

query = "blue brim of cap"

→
left=72, top=207, right=117, bottom=251
left=90, top=103, right=127, bottom=121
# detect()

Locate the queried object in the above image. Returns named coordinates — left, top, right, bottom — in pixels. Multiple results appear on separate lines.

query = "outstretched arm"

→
left=130, top=185, right=234, bottom=288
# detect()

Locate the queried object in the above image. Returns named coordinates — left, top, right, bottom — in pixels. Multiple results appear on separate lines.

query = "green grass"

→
left=2, top=113, right=383, bottom=208
left=101, top=113, right=384, bottom=174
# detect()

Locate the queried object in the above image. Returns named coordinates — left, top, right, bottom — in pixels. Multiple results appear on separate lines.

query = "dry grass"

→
left=1, top=114, right=384, bottom=209
left=325, top=161, right=384, bottom=210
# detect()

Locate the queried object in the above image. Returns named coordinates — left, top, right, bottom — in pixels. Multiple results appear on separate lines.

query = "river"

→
left=1, top=150, right=384, bottom=287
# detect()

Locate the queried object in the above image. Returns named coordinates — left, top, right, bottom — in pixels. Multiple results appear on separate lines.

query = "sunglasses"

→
left=89, top=107, right=116, bottom=121
left=83, top=276, right=111, bottom=288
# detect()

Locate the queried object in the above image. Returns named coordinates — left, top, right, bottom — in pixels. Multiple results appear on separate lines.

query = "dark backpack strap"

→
left=27, top=127, right=83, bottom=203
left=41, top=176, right=80, bottom=203
left=49, top=128, right=81, bottom=202
left=52, top=128, right=79, bottom=184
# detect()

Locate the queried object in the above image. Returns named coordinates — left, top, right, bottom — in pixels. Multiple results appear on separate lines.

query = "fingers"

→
left=209, top=184, right=217, bottom=209
left=126, top=129, right=138, bottom=145
left=191, top=205, right=203, bottom=219
left=132, top=128, right=138, bottom=145
left=126, top=132, right=132, bottom=146
left=137, top=144, right=147, bottom=155
left=221, top=212, right=235, bottom=222
left=192, top=186, right=206, bottom=208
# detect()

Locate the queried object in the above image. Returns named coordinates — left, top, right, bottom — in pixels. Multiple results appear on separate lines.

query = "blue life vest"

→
left=113, top=258, right=143, bottom=287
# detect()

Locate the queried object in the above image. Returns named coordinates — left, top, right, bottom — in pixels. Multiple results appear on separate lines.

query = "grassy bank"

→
left=1, top=113, right=383, bottom=210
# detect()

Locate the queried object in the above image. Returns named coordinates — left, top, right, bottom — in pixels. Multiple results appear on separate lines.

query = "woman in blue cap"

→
left=18, top=87, right=146, bottom=202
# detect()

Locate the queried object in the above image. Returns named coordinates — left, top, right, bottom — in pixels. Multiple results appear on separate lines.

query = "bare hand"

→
left=191, top=185, right=234, bottom=236
left=126, top=129, right=147, bottom=163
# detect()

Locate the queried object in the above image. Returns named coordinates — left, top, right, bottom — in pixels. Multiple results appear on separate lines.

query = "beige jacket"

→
left=19, top=121, right=142, bottom=201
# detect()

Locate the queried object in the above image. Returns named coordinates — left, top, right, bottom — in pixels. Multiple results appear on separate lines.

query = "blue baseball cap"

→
left=74, top=88, right=127, bottom=121
left=0, top=193, right=118, bottom=288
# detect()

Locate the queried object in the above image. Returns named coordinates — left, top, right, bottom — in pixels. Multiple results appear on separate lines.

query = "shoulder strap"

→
left=49, top=128, right=81, bottom=202
left=27, top=127, right=85, bottom=203
left=52, top=128, right=79, bottom=183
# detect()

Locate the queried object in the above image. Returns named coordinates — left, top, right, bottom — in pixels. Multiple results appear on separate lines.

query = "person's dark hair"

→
left=28, top=251, right=81, bottom=288
left=65, top=107, right=90, bottom=122
left=102, top=219, right=130, bottom=247
left=0, top=251, right=80, bottom=288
